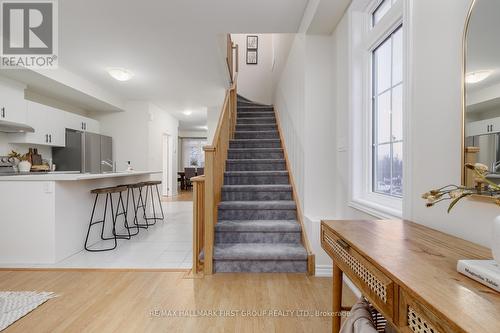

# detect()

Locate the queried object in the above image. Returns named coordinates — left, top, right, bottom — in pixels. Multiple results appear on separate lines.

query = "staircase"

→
left=212, top=96, right=309, bottom=273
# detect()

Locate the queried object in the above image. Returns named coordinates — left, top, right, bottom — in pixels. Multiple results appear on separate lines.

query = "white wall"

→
left=274, top=30, right=375, bottom=272
left=407, top=0, right=499, bottom=248
left=148, top=103, right=179, bottom=195
left=96, top=101, right=150, bottom=171
left=232, top=34, right=274, bottom=104
left=274, top=0, right=498, bottom=277
left=97, top=102, right=179, bottom=195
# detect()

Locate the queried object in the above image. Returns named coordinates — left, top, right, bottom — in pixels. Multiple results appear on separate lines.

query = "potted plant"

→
left=17, top=153, right=32, bottom=173
left=7, top=150, right=23, bottom=172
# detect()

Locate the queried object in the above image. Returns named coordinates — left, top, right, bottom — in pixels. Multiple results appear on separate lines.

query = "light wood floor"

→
left=0, top=270, right=355, bottom=333
left=162, top=189, right=193, bottom=202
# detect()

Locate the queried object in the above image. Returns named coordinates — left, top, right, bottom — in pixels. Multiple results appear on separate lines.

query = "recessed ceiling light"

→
left=466, top=70, right=493, bottom=84
left=199, top=125, right=208, bottom=130
left=183, top=110, right=192, bottom=116
left=107, top=67, right=134, bottom=81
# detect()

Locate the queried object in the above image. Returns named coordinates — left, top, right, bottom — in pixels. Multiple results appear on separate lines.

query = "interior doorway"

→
left=162, top=133, right=172, bottom=197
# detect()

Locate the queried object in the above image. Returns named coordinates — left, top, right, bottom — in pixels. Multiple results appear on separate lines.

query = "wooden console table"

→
left=321, top=219, right=500, bottom=333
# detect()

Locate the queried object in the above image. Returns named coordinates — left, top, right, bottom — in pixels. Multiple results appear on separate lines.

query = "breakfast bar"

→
left=0, top=171, right=161, bottom=265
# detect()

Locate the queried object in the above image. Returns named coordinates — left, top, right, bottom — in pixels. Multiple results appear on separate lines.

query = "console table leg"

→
left=333, top=262, right=343, bottom=333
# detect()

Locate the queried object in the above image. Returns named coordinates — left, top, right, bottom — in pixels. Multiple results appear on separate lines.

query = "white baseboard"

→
left=315, top=264, right=333, bottom=277
left=315, top=264, right=362, bottom=298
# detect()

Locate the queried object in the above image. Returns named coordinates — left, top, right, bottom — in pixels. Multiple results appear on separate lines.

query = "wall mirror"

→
left=463, top=0, right=500, bottom=186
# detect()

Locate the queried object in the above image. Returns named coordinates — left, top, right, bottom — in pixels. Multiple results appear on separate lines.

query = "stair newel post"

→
left=203, top=146, right=216, bottom=274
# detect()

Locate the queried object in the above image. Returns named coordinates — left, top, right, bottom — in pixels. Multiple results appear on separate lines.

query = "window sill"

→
left=348, top=197, right=402, bottom=220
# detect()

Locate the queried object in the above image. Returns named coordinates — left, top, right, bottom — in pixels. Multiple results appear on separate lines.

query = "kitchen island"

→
left=0, top=171, right=161, bottom=265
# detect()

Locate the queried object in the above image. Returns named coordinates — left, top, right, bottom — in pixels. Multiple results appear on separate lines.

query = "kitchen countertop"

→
left=0, top=171, right=161, bottom=181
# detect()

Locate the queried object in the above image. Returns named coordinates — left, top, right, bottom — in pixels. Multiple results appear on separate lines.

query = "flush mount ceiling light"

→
left=183, top=110, right=193, bottom=116
left=465, top=70, right=493, bottom=84
left=107, top=67, right=134, bottom=81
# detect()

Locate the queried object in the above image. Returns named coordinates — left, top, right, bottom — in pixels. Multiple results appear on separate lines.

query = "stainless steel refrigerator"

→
left=52, top=129, right=113, bottom=173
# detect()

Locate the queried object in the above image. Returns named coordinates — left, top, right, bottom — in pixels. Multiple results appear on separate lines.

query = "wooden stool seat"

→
left=142, top=180, right=162, bottom=186
left=91, top=186, right=128, bottom=194
left=118, top=183, right=143, bottom=189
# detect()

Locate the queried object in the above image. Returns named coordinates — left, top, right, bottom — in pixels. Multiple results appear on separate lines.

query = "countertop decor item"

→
left=423, top=162, right=500, bottom=288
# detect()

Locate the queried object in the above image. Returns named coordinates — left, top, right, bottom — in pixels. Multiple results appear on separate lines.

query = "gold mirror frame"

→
left=461, top=0, right=478, bottom=187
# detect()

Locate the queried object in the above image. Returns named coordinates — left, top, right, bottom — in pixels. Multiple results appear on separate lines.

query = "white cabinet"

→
left=9, top=100, right=101, bottom=147
left=9, top=101, right=65, bottom=147
left=64, top=113, right=100, bottom=133
left=467, top=117, right=500, bottom=137
left=0, top=79, right=27, bottom=124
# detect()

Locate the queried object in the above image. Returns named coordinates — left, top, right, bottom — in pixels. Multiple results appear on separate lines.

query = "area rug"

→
left=0, top=291, right=57, bottom=331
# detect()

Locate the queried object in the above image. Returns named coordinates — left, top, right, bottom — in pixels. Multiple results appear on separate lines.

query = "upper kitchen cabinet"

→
left=0, top=79, right=27, bottom=125
left=9, top=100, right=101, bottom=147
left=9, top=101, right=65, bottom=147
left=64, top=112, right=100, bottom=133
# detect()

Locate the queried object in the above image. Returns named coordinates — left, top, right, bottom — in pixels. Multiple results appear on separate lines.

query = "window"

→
left=372, top=0, right=396, bottom=27
left=181, top=138, right=207, bottom=168
left=372, top=26, right=403, bottom=197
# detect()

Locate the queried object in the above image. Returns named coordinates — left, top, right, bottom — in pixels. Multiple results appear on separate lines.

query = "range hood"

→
left=0, top=119, right=35, bottom=133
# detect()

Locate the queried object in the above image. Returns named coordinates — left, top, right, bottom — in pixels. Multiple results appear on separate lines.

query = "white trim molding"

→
left=348, top=0, right=412, bottom=219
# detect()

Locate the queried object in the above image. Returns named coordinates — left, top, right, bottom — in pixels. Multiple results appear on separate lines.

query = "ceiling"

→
left=55, top=0, right=309, bottom=130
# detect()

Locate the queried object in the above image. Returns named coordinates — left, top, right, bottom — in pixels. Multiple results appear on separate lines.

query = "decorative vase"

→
left=18, top=161, right=31, bottom=173
left=493, top=216, right=500, bottom=264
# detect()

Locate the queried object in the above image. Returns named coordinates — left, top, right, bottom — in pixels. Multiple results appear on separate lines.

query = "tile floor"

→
left=3, top=200, right=193, bottom=269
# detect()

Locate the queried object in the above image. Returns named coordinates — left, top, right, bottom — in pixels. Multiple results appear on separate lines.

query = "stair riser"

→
left=236, top=125, right=277, bottom=132
left=214, top=260, right=307, bottom=273
left=218, top=209, right=297, bottom=220
left=215, top=232, right=301, bottom=244
left=221, top=190, right=292, bottom=201
left=237, top=107, right=274, bottom=112
left=228, top=151, right=284, bottom=159
left=234, top=132, right=279, bottom=139
left=237, top=112, right=275, bottom=118
left=224, top=175, right=289, bottom=185
left=237, top=118, right=276, bottom=125
left=226, top=161, right=286, bottom=171
left=229, top=141, right=281, bottom=149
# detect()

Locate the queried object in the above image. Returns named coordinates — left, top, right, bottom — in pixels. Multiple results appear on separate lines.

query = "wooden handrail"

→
left=226, top=34, right=239, bottom=84
left=192, top=37, right=239, bottom=275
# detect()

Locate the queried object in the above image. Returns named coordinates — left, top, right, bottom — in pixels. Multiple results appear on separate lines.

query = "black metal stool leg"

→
left=154, top=184, right=165, bottom=221
left=131, top=186, right=147, bottom=229
left=84, top=193, right=117, bottom=252
left=123, top=188, right=140, bottom=235
left=135, top=186, right=152, bottom=228
left=113, top=192, right=133, bottom=239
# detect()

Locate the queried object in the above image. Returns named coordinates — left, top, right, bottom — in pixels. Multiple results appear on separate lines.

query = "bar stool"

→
left=84, top=185, right=131, bottom=252
left=137, top=180, right=165, bottom=226
left=121, top=183, right=147, bottom=231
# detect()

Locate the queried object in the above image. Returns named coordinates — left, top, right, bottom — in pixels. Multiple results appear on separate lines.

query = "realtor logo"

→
left=0, top=0, right=58, bottom=68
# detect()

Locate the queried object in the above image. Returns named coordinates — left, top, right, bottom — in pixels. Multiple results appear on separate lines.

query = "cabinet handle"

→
left=1, top=107, right=4, bottom=118
left=84, top=122, right=87, bottom=130
left=49, top=134, right=52, bottom=143
left=45, top=134, right=48, bottom=143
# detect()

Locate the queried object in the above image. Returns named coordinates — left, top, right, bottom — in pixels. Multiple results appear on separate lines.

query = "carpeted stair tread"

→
left=222, top=184, right=292, bottom=191
left=216, top=220, right=301, bottom=232
left=218, top=200, right=296, bottom=210
left=226, top=158, right=285, bottom=164
left=225, top=170, right=288, bottom=176
left=228, top=148, right=283, bottom=152
left=213, top=243, right=307, bottom=261
left=238, top=111, right=276, bottom=118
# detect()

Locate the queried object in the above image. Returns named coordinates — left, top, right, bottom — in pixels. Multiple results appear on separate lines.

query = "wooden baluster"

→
left=203, top=147, right=216, bottom=274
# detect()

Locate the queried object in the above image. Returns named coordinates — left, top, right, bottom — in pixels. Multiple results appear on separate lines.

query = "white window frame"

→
left=348, top=0, right=413, bottom=219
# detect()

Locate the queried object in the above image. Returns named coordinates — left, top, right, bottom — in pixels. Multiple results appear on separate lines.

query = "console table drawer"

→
left=399, top=290, right=455, bottom=333
left=321, top=226, right=395, bottom=321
